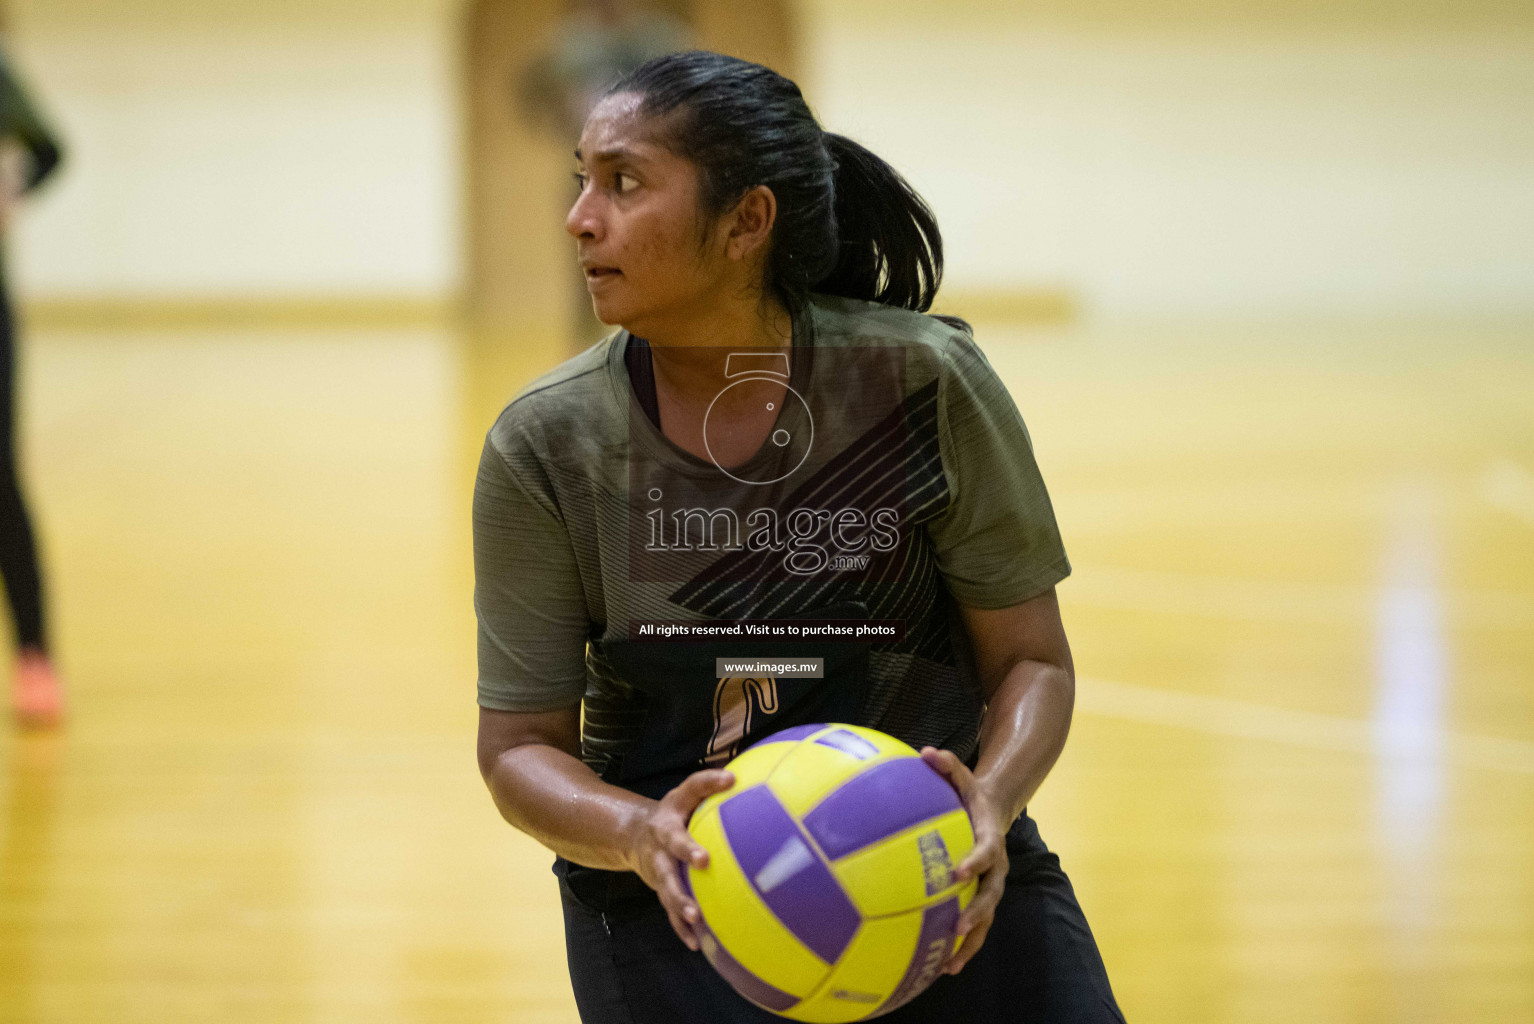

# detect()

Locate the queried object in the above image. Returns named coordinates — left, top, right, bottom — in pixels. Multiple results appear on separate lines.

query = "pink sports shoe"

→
left=12, top=649, right=64, bottom=728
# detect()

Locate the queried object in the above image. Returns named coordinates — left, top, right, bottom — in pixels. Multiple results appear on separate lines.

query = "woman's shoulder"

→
left=485, top=330, right=624, bottom=459
left=808, top=292, right=974, bottom=357
left=806, top=294, right=981, bottom=399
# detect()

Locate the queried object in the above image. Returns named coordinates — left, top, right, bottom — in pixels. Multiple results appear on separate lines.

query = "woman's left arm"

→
left=921, top=584, right=1075, bottom=975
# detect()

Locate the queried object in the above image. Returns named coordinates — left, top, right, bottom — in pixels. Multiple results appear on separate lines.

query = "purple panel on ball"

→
left=813, top=728, right=880, bottom=761
left=875, top=897, right=960, bottom=1015
left=719, top=785, right=862, bottom=964
left=801, top=757, right=962, bottom=861
left=695, top=919, right=801, bottom=1013
left=752, top=723, right=828, bottom=747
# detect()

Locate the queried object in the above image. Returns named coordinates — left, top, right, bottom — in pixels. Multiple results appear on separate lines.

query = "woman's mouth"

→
left=584, top=266, right=621, bottom=282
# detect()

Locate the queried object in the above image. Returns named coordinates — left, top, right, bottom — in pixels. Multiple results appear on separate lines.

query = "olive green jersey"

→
left=472, top=293, right=1069, bottom=781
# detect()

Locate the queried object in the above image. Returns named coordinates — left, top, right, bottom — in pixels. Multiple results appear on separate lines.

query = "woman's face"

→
left=566, top=92, right=729, bottom=329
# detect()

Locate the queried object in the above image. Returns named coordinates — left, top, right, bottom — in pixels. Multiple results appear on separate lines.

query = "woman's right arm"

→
left=476, top=705, right=733, bottom=948
left=470, top=427, right=733, bottom=945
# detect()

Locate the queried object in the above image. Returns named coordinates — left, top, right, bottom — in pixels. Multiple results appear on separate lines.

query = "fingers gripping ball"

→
left=684, top=724, right=977, bottom=1022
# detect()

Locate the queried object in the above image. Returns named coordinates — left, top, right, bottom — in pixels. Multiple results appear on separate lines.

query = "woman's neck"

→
left=633, top=294, right=795, bottom=403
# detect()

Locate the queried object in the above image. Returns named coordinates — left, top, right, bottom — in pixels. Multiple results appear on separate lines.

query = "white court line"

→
left=1063, top=566, right=1534, bottom=631
left=1075, top=676, right=1534, bottom=777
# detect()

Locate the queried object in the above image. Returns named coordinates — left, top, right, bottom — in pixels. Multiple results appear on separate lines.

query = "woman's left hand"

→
left=920, top=746, right=1010, bottom=976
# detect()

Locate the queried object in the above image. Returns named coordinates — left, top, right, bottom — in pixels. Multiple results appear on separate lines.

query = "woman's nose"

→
left=565, top=190, right=600, bottom=240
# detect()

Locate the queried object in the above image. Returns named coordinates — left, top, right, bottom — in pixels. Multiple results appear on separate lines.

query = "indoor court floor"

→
left=1, top=314, right=1530, bottom=1023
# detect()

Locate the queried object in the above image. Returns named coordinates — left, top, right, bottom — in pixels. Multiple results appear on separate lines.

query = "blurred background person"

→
left=517, top=0, right=691, bottom=345
left=518, top=0, right=690, bottom=142
left=0, top=41, right=61, bottom=728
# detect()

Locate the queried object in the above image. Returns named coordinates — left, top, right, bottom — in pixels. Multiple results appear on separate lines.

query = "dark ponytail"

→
left=816, top=132, right=942, bottom=313
left=603, top=51, right=944, bottom=314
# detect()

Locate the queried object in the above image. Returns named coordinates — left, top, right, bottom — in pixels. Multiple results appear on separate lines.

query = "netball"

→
left=685, top=724, right=978, bottom=1022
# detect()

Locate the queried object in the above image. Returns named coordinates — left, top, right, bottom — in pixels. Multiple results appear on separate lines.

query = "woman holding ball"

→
left=474, top=50, right=1123, bottom=1023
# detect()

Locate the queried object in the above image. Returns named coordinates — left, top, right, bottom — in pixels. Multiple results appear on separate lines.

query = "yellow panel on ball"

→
left=781, top=913, right=922, bottom=1023
left=694, top=737, right=798, bottom=821
left=829, top=808, right=976, bottom=917
left=765, top=725, right=916, bottom=819
left=686, top=802, right=829, bottom=1000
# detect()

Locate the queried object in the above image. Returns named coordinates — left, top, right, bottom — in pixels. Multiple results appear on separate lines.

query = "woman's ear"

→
left=725, top=185, right=778, bottom=263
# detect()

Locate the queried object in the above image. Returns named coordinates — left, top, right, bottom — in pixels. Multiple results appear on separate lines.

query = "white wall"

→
left=8, top=0, right=461, bottom=300
left=7, top=0, right=1533, bottom=319
left=802, top=8, right=1534, bottom=318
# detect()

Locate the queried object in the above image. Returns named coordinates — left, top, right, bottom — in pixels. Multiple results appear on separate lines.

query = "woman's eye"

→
left=615, top=172, right=639, bottom=194
left=571, top=171, right=588, bottom=191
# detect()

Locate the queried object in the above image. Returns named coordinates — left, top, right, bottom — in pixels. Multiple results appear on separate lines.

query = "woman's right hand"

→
left=622, top=768, right=736, bottom=951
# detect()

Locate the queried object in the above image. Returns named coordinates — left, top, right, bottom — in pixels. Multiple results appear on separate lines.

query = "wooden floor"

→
left=2, top=316, right=1531, bottom=1022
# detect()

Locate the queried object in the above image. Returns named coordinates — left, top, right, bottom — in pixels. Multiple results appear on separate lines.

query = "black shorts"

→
left=556, top=812, right=1126, bottom=1023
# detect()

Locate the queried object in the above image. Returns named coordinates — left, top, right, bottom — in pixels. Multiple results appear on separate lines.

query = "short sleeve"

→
left=472, top=432, right=591, bottom=711
left=924, top=327, right=1071, bottom=609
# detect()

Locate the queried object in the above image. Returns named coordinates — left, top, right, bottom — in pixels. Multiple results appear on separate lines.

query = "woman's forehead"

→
left=577, top=92, right=670, bottom=164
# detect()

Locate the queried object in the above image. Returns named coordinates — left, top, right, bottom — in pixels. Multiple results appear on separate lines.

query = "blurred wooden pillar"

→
left=691, top=0, right=794, bottom=76
left=460, top=0, right=798, bottom=375
left=462, top=0, right=568, bottom=370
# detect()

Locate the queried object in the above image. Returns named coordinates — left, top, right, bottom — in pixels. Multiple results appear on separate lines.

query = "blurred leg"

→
left=0, top=280, right=60, bottom=726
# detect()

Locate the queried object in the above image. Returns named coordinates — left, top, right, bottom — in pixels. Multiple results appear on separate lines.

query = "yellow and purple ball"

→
left=685, top=724, right=977, bottom=1022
